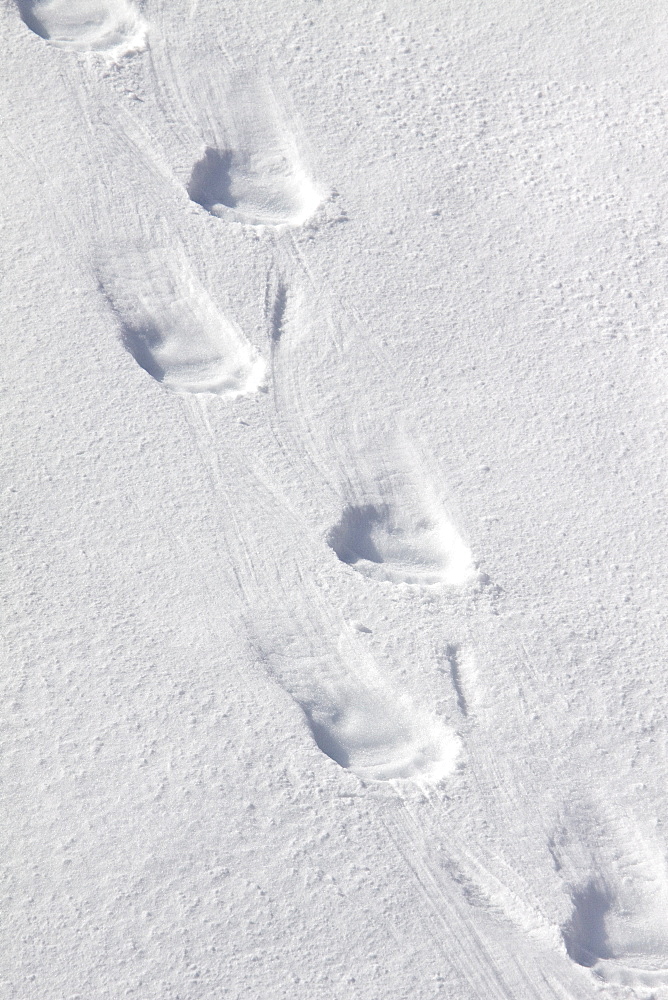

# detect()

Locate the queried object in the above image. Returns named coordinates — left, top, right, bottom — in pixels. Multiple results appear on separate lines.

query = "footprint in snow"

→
left=554, top=816, right=668, bottom=989
left=17, top=0, right=146, bottom=56
left=99, top=250, right=265, bottom=397
left=326, top=439, right=475, bottom=587
left=258, top=626, right=460, bottom=784
left=562, top=877, right=668, bottom=988
left=328, top=502, right=474, bottom=587
left=302, top=684, right=459, bottom=783
left=188, top=147, right=320, bottom=228
left=187, top=78, right=321, bottom=228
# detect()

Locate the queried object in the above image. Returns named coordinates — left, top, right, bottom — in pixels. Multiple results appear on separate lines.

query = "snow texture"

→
left=4, top=0, right=668, bottom=998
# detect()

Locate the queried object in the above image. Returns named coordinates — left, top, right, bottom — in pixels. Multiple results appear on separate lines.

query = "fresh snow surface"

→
left=3, top=1, right=668, bottom=998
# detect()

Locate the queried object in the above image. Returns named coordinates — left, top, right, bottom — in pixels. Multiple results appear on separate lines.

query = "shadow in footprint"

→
left=563, top=879, right=614, bottom=968
left=120, top=321, right=167, bottom=384
left=305, top=712, right=354, bottom=770
left=16, top=0, right=46, bottom=38
left=328, top=505, right=385, bottom=566
left=187, top=149, right=236, bottom=214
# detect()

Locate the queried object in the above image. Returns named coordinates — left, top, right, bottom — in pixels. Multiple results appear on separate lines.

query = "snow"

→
left=98, top=246, right=266, bottom=395
left=17, top=0, right=147, bottom=56
left=3, top=0, right=668, bottom=997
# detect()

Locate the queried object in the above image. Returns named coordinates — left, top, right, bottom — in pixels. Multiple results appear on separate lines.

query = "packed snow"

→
left=3, top=0, right=668, bottom=998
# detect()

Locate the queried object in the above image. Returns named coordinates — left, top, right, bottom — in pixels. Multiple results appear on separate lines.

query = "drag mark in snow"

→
left=269, top=281, right=288, bottom=344
left=99, top=251, right=265, bottom=397
left=328, top=502, right=474, bottom=587
left=302, top=685, right=459, bottom=783
left=16, top=0, right=146, bottom=56
left=443, top=644, right=468, bottom=717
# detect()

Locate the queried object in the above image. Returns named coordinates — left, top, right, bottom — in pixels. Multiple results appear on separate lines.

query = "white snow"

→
left=17, top=0, right=146, bottom=56
left=4, top=0, right=668, bottom=997
left=99, top=246, right=266, bottom=396
left=186, top=74, right=323, bottom=227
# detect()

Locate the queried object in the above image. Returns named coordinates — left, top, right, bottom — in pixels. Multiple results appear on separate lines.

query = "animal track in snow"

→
left=17, top=0, right=146, bottom=56
left=554, top=815, right=668, bottom=989
left=259, top=624, right=459, bottom=784
left=188, top=147, right=320, bottom=227
left=186, top=78, right=321, bottom=227
left=100, top=251, right=265, bottom=397
left=328, top=502, right=474, bottom=586
left=302, top=685, right=459, bottom=783
left=562, top=876, right=668, bottom=988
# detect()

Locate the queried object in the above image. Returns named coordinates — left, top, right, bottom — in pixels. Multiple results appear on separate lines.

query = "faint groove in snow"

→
left=16, top=0, right=147, bottom=56
left=443, top=644, right=468, bottom=717
left=269, top=281, right=288, bottom=343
